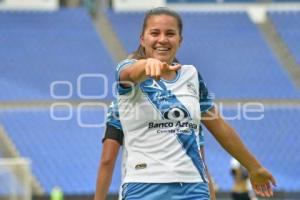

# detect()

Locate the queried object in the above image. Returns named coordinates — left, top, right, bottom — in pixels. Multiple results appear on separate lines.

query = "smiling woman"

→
left=94, top=7, right=276, bottom=200
left=132, top=7, right=183, bottom=62
left=140, top=14, right=181, bottom=64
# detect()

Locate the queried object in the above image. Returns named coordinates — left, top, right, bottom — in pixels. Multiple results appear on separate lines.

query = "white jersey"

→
left=111, top=59, right=214, bottom=184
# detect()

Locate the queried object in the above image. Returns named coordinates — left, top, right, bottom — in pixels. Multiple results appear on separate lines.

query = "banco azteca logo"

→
left=163, top=106, right=188, bottom=121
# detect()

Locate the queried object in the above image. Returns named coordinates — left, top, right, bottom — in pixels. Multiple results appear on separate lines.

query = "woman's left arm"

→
left=201, top=107, right=276, bottom=197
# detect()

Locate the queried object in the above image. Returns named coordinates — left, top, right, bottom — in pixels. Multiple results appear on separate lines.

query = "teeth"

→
left=156, top=47, right=169, bottom=51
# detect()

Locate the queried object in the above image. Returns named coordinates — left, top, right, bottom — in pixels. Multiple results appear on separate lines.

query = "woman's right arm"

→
left=119, top=58, right=181, bottom=85
left=94, top=139, right=120, bottom=200
left=119, top=59, right=148, bottom=85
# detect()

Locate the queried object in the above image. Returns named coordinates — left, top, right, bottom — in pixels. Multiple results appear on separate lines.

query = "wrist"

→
left=247, top=162, right=263, bottom=174
left=237, top=157, right=261, bottom=173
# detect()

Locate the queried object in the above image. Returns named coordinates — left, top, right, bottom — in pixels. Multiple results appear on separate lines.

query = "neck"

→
left=162, top=71, right=177, bottom=81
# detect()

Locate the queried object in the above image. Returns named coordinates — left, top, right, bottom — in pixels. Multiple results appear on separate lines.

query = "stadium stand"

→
left=0, top=8, right=115, bottom=101
left=106, top=11, right=300, bottom=99
left=268, top=11, right=300, bottom=66
left=0, top=108, right=122, bottom=194
left=204, top=105, right=300, bottom=191
left=0, top=106, right=299, bottom=193
left=1, top=3, right=300, bottom=198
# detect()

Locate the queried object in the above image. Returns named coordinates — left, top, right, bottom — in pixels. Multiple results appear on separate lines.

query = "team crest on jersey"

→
left=144, top=79, right=164, bottom=91
left=187, top=81, right=197, bottom=95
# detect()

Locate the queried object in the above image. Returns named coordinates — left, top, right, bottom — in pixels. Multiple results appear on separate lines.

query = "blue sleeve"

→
left=198, top=72, right=214, bottom=113
left=106, top=101, right=122, bottom=130
left=103, top=101, right=124, bottom=145
left=116, top=59, right=137, bottom=95
left=199, top=124, right=205, bottom=147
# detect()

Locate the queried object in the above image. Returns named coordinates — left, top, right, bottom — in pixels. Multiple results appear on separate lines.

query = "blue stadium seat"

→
left=106, top=11, right=300, bottom=99
left=106, top=11, right=143, bottom=54
left=268, top=11, right=300, bottom=66
left=203, top=105, right=300, bottom=191
left=0, top=9, right=115, bottom=101
left=0, top=108, right=122, bottom=194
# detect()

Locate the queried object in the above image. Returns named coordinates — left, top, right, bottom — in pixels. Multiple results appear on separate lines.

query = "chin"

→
left=156, top=56, right=171, bottom=63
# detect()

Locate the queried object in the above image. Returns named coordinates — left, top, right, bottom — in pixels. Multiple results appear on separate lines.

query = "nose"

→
left=158, top=34, right=168, bottom=43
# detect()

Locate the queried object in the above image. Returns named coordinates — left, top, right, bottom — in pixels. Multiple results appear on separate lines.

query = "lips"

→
left=155, top=47, right=171, bottom=53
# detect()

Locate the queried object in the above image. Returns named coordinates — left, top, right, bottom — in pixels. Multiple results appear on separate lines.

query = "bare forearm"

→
left=94, top=140, right=120, bottom=200
left=214, top=124, right=261, bottom=172
left=202, top=108, right=261, bottom=172
left=94, top=165, right=114, bottom=200
left=119, top=58, right=181, bottom=85
left=120, top=59, right=148, bottom=84
left=203, top=108, right=276, bottom=197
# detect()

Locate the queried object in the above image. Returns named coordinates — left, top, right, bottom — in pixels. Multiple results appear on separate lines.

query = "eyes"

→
left=149, top=30, right=177, bottom=37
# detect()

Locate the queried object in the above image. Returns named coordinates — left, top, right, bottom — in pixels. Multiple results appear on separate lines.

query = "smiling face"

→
left=140, top=14, right=182, bottom=64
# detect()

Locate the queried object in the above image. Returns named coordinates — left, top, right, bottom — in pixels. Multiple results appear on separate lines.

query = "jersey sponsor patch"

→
left=135, top=163, right=147, bottom=170
left=148, top=121, right=198, bottom=135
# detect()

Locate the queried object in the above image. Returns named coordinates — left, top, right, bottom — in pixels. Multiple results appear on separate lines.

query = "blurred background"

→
left=0, top=0, right=300, bottom=199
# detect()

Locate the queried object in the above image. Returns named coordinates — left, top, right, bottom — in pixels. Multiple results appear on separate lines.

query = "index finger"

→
left=161, top=62, right=168, bottom=69
left=169, top=64, right=181, bottom=71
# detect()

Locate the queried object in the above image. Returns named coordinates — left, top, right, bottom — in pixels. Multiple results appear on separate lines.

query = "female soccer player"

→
left=95, top=7, right=275, bottom=200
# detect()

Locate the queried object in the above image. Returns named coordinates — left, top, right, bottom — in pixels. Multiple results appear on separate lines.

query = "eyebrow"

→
left=149, top=28, right=177, bottom=32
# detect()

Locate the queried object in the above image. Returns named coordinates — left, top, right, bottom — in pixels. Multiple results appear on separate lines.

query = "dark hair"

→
left=130, top=7, right=182, bottom=63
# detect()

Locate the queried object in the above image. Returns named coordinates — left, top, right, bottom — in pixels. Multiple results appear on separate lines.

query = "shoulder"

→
left=116, top=59, right=137, bottom=71
left=179, top=65, right=208, bottom=84
left=180, top=64, right=197, bottom=70
left=180, top=64, right=201, bottom=79
left=180, top=64, right=198, bottom=74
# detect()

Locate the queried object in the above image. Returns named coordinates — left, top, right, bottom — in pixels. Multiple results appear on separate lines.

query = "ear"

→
left=179, top=36, right=183, bottom=46
left=140, top=35, right=145, bottom=47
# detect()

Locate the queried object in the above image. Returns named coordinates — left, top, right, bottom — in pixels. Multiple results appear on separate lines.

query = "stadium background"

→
left=0, top=0, right=300, bottom=199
